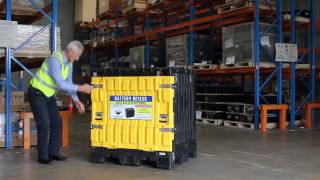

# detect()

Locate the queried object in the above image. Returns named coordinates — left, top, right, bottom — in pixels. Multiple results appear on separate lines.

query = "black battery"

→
left=125, top=108, right=135, bottom=118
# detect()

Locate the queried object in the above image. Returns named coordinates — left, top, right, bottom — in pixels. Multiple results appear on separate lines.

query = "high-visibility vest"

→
left=30, top=51, right=72, bottom=97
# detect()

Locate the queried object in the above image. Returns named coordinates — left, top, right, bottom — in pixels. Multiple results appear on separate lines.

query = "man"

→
left=28, top=40, right=91, bottom=164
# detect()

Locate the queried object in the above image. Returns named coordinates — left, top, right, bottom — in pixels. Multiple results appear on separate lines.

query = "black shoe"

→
left=38, top=158, right=51, bottom=164
left=49, top=155, right=67, bottom=161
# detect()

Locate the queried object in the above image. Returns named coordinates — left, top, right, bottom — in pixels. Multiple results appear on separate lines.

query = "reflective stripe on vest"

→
left=30, top=51, right=72, bottom=97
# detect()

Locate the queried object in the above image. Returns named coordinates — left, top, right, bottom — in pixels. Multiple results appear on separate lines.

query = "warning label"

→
left=109, top=96, right=153, bottom=120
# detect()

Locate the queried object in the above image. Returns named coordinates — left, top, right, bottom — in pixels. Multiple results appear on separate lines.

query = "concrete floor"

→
left=1, top=113, right=320, bottom=180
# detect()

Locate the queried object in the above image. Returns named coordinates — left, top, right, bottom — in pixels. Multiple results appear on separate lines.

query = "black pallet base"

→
left=90, top=145, right=197, bottom=170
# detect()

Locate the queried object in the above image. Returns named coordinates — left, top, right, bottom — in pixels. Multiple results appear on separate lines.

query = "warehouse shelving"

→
left=76, top=0, right=319, bottom=130
left=0, top=2, right=53, bottom=73
left=1, top=0, right=57, bottom=148
left=0, top=1, right=52, bottom=24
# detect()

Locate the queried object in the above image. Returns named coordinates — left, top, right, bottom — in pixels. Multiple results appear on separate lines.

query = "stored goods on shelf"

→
left=217, top=0, right=275, bottom=14
left=0, top=0, right=44, bottom=15
left=166, top=34, right=216, bottom=67
left=99, top=0, right=122, bottom=15
left=222, top=22, right=276, bottom=67
left=75, top=0, right=97, bottom=24
left=0, top=20, right=17, bottom=48
left=0, top=91, right=25, bottom=106
left=147, top=0, right=164, bottom=6
left=122, top=0, right=147, bottom=15
left=0, top=25, right=61, bottom=58
left=129, top=45, right=165, bottom=68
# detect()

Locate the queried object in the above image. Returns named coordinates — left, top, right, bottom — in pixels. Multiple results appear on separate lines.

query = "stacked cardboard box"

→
left=0, top=91, right=27, bottom=113
left=122, top=0, right=147, bottom=15
left=0, top=25, right=61, bottom=58
left=98, top=0, right=122, bottom=15
left=74, top=0, right=97, bottom=24
left=0, top=0, right=44, bottom=15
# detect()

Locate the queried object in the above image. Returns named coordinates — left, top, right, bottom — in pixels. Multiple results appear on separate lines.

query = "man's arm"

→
left=66, top=66, right=79, bottom=102
left=47, top=56, right=79, bottom=95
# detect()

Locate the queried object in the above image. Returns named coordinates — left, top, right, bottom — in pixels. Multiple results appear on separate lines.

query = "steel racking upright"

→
left=2, top=0, right=57, bottom=148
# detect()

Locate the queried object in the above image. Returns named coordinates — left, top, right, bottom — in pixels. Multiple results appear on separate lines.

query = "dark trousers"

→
left=28, top=86, right=62, bottom=159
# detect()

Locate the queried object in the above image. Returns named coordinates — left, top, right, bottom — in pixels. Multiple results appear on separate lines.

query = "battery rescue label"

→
left=109, top=96, right=153, bottom=120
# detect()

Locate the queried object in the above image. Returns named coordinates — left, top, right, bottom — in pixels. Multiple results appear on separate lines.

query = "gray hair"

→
left=66, top=40, right=84, bottom=54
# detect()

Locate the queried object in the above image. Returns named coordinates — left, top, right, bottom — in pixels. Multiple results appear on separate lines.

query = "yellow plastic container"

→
left=91, top=76, right=175, bottom=152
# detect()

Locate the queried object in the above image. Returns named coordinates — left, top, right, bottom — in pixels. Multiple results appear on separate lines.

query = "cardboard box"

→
left=99, top=0, right=122, bottom=15
left=74, top=0, right=97, bottom=24
left=0, top=25, right=62, bottom=58
left=0, top=105, right=26, bottom=113
left=0, top=0, right=44, bottom=16
left=122, top=0, right=147, bottom=14
left=12, top=91, right=25, bottom=106
left=0, top=136, right=37, bottom=147
left=0, top=91, right=26, bottom=111
left=0, top=92, right=5, bottom=106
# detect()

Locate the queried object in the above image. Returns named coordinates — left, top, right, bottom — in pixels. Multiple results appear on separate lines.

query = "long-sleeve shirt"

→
left=47, top=51, right=79, bottom=101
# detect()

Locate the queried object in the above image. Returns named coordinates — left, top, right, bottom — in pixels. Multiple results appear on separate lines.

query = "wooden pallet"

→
left=168, top=65, right=210, bottom=70
left=220, top=61, right=276, bottom=69
left=147, top=0, right=165, bottom=7
left=229, top=120, right=302, bottom=130
left=196, top=118, right=204, bottom=124
left=123, top=0, right=147, bottom=15
left=235, top=61, right=276, bottom=68
left=192, top=64, right=219, bottom=70
left=217, top=1, right=273, bottom=14
left=0, top=104, right=31, bottom=113
left=223, top=120, right=239, bottom=128
left=283, top=14, right=311, bottom=23
left=237, top=122, right=256, bottom=129
left=217, top=1, right=253, bottom=14
left=238, top=122, right=278, bottom=129
left=123, top=7, right=146, bottom=15
left=203, top=119, right=224, bottom=126
left=286, top=120, right=302, bottom=127
left=224, top=121, right=277, bottom=130
left=219, top=63, right=236, bottom=69
left=98, top=11, right=117, bottom=20
left=75, top=21, right=92, bottom=26
left=296, top=64, right=311, bottom=69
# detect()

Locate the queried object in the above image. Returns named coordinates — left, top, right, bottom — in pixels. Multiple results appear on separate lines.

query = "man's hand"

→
left=78, top=84, right=92, bottom=94
left=75, top=100, right=86, bottom=114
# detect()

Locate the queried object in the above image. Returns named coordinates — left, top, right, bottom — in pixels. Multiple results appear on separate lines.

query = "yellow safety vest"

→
left=30, top=51, right=72, bottom=97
